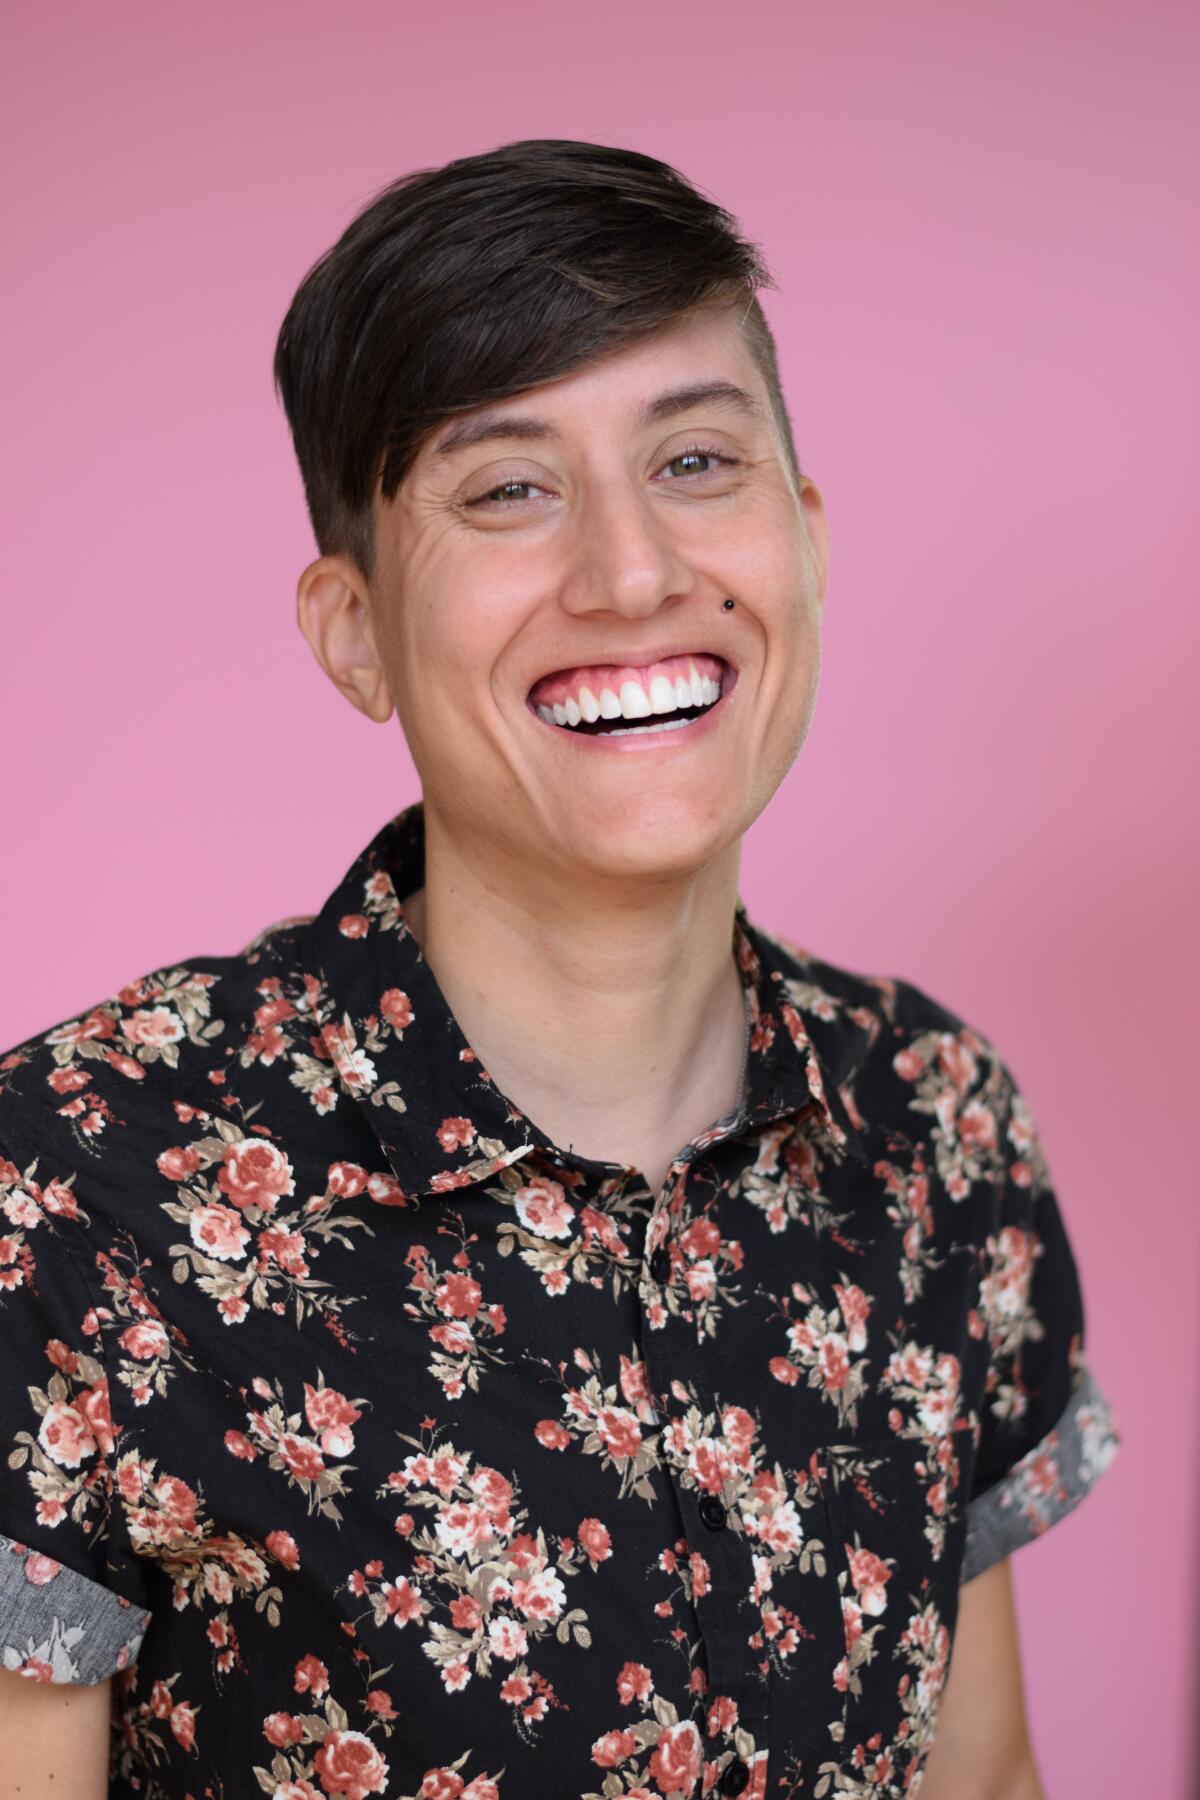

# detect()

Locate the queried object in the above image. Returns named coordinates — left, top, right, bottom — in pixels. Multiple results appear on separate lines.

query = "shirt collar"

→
left=302, top=799, right=867, bottom=1201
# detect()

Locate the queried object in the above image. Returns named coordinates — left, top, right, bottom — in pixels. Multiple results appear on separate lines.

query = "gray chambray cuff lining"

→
left=0, top=1531, right=151, bottom=1684
left=960, top=1361, right=1121, bottom=1585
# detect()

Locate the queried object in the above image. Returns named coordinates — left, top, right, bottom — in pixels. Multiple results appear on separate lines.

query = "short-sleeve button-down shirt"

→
left=0, top=799, right=1121, bottom=1799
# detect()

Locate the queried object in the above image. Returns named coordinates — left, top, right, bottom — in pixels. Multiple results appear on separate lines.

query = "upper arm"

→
left=0, top=1144, right=153, bottom=1689
left=0, top=1664, right=113, bottom=1799
left=918, top=1559, right=1044, bottom=1800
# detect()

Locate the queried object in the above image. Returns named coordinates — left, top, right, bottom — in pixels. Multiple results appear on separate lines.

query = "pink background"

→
left=2, top=4, right=1196, bottom=1792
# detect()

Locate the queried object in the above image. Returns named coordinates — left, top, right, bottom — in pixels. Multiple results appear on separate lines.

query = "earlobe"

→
left=296, top=556, right=394, bottom=724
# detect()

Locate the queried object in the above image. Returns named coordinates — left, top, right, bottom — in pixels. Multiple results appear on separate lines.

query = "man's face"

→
left=353, top=302, right=827, bottom=889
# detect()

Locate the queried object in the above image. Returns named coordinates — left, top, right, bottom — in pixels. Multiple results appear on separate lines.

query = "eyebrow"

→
left=428, top=379, right=766, bottom=462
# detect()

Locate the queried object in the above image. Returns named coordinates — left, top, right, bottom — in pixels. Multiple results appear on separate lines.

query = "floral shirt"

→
left=0, top=799, right=1120, bottom=1800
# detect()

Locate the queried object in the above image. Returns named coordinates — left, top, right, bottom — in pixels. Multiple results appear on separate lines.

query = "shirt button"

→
left=698, top=1494, right=727, bottom=1530
left=718, top=1761, right=750, bottom=1795
left=648, top=1244, right=671, bottom=1284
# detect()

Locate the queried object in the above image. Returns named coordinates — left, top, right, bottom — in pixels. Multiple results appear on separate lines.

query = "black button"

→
left=648, top=1244, right=671, bottom=1284
left=698, top=1493, right=727, bottom=1530
left=719, top=1762, right=750, bottom=1795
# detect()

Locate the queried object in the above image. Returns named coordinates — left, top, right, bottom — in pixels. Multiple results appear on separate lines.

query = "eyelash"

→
left=464, top=442, right=738, bottom=509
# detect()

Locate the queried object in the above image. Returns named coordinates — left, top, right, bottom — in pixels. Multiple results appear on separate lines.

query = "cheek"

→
left=719, top=499, right=814, bottom=610
left=383, top=567, right=522, bottom=748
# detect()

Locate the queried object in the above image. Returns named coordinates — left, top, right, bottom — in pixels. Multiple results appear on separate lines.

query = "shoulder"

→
left=0, top=915, right=317, bottom=1181
left=755, top=921, right=1027, bottom=1172
left=755, top=917, right=1007, bottom=1074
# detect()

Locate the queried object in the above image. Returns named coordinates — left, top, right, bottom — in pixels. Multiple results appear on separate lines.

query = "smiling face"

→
left=299, top=301, right=829, bottom=894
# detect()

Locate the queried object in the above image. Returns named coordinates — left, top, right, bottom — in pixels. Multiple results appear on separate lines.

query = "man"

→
left=0, top=139, right=1119, bottom=1799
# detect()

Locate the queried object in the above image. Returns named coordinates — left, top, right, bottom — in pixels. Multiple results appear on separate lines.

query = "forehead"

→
left=417, top=305, right=768, bottom=470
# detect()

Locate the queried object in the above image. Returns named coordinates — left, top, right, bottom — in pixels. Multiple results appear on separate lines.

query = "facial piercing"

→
left=723, top=597, right=735, bottom=610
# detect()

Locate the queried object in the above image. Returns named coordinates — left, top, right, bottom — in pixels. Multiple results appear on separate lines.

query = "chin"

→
left=557, top=797, right=744, bottom=879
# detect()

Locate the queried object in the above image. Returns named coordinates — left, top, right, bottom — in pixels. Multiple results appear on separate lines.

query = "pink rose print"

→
left=847, top=1545, right=892, bottom=1616
left=217, top=1138, right=296, bottom=1213
left=435, top=1271, right=483, bottom=1318
left=23, top=1553, right=62, bottom=1585
left=596, top=1407, right=642, bottom=1461
left=327, top=1160, right=368, bottom=1196
left=294, top=1653, right=330, bottom=1697
left=577, top=1517, right=612, bottom=1565
left=303, top=1383, right=363, bottom=1457
left=379, top=988, right=413, bottom=1031
left=119, top=1318, right=170, bottom=1360
left=264, top=1711, right=306, bottom=1746
left=37, top=1398, right=97, bottom=1468
left=514, top=1178, right=575, bottom=1240
left=647, top=1720, right=702, bottom=1795
left=267, top=1529, right=301, bottom=1568
left=157, top=1145, right=200, bottom=1181
left=123, top=1007, right=185, bottom=1049
left=312, top=1728, right=389, bottom=1798
left=169, top=1700, right=197, bottom=1751
left=190, top=1202, right=251, bottom=1261
left=617, top=1661, right=654, bottom=1704
left=592, top=1727, right=638, bottom=1767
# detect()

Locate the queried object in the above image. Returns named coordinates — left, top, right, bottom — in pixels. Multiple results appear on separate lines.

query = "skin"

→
left=294, top=297, right=1047, bottom=1795
left=919, top=1560, right=1046, bottom=1800
left=0, top=1665, right=112, bottom=1797
left=299, top=301, right=823, bottom=1196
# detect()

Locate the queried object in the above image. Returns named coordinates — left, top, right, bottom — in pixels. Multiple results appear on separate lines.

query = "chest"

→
left=96, top=1113, right=995, bottom=1798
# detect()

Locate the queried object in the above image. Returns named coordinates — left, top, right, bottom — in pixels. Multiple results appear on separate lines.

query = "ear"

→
left=296, top=554, right=394, bottom=724
left=797, top=476, right=829, bottom=608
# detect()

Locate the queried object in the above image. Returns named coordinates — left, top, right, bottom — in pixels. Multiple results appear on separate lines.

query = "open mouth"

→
left=526, top=651, right=734, bottom=739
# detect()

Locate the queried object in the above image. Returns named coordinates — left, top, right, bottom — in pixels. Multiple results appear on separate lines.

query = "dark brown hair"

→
left=273, top=137, right=800, bottom=581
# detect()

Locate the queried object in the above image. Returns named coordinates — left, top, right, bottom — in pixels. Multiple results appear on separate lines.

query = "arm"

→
left=917, top=1558, right=1045, bottom=1800
left=0, top=1666, right=112, bottom=1799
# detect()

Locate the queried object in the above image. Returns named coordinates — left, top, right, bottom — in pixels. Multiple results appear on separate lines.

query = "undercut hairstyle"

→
left=273, top=137, right=801, bottom=582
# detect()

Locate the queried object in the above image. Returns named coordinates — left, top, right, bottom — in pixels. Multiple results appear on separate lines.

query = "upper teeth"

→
left=538, top=663, right=722, bottom=728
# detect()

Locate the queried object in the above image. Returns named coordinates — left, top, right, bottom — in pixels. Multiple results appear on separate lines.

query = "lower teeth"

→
left=602, top=716, right=696, bottom=736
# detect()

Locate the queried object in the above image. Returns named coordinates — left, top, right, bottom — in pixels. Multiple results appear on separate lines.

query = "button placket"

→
left=632, top=1165, right=771, bottom=1780
left=698, top=1492, right=728, bottom=1530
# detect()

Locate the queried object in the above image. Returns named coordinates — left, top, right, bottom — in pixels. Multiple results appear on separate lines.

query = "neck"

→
left=397, top=807, right=749, bottom=1195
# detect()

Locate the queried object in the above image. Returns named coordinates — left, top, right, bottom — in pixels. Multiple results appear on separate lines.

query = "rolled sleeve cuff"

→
left=961, top=1361, right=1121, bottom=1585
left=0, top=1530, right=151, bottom=1684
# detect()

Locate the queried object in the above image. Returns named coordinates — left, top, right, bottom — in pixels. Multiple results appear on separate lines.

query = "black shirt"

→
left=0, top=798, right=1120, bottom=1798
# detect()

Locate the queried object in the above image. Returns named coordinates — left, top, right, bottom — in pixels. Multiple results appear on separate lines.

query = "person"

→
left=0, top=138, right=1120, bottom=1800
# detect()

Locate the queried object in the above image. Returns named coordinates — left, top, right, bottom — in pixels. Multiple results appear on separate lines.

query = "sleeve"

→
left=0, top=1140, right=152, bottom=1683
left=960, top=1059, right=1122, bottom=1584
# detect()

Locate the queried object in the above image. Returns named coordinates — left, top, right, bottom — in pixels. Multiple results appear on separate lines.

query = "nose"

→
left=557, top=471, right=696, bottom=620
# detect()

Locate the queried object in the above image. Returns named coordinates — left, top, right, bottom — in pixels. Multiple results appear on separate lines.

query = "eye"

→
left=657, top=443, right=739, bottom=483
left=464, top=477, right=551, bottom=509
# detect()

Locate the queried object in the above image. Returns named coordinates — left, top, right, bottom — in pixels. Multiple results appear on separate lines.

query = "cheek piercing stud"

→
left=723, top=597, right=735, bottom=610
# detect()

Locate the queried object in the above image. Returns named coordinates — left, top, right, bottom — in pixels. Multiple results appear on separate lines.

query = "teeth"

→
left=606, top=716, right=695, bottom=736
left=535, top=658, right=727, bottom=730
left=648, top=674, right=677, bottom=715
left=618, top=680, right=652, bottom=719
